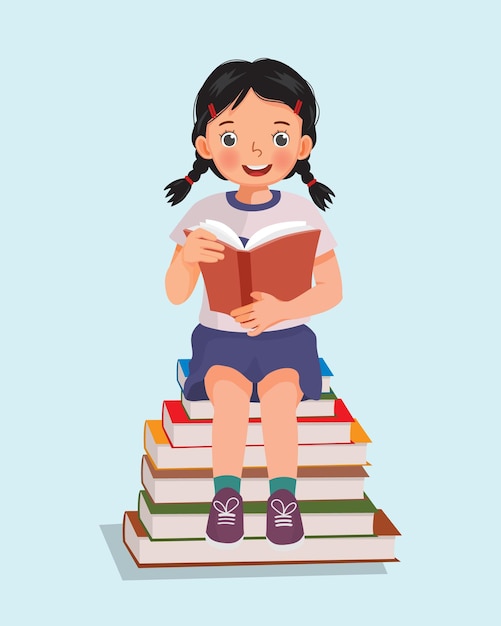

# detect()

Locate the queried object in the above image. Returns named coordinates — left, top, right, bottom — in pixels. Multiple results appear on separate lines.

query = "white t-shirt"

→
left=170, top=190, right=337, bottom=332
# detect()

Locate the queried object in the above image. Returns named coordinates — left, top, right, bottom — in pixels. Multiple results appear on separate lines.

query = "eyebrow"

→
left=218, top=120, right=290, bottom=126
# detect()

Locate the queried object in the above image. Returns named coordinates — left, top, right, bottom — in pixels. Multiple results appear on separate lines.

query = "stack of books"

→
left=122, top=358, right=400, bottom=567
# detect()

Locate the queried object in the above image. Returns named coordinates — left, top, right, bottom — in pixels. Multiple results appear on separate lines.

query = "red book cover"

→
left=185, top=227, right=320, bottom=314
left=163, top=399, right=354, bottom=424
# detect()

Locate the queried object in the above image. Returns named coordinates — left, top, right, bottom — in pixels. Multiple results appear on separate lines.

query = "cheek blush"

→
left=217, top=150, right=240, bottom=173
left=273, top=149, right=297, bottom=174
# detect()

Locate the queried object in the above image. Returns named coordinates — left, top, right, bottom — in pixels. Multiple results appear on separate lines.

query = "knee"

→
left=204, top=365, right=253, bottom=400
left=257, top=368, right=301, bottom=400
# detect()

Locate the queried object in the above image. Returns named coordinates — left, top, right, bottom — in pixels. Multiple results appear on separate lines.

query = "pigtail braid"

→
left=164, top=153, right=210, bottom=206
left=294, top=159, right=335, bottom=211
left=295, top=159, right=335, bottom=211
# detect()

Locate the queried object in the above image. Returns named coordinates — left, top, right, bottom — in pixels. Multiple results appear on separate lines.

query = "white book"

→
left=123, top=510, right=400, bottom=567
left=162, top=400, right=353, bottom=447
left=140, top=455, right=369, bottom=504
left=189, top=219, right=315, bottom=251
left=137, top=490, right=377, bottom=540
left=180, top=390, right=337, bottom=420
left=144, top=420, right=370, bottom=470
left=176, top=358, right=333, bottom=395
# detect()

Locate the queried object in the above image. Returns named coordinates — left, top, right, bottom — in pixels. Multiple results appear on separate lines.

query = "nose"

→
left=251, top=141, right=263, bottom=157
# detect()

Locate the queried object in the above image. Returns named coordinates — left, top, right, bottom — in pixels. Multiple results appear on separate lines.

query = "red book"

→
left=162, top=398, right=354, bottom=447
left=185, top=220, right=320, bottom=314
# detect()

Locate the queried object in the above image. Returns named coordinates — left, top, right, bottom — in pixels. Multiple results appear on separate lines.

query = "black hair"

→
left=164, top=58, right=334, bottom=211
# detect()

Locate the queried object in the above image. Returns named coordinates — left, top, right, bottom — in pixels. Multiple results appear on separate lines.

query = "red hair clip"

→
left=208, top=103, right=217, bottom=119
left=294, top=99, right=303, bottom=115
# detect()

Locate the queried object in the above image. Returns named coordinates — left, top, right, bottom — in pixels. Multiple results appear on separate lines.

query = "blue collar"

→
left=226, top=190, right=281, bottom=211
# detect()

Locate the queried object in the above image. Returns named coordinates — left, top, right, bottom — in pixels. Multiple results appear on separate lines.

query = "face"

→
left=195, top=89, right=313, bottom=188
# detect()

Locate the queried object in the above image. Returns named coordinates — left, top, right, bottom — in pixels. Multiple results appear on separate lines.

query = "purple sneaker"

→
left=205, top=487, right=244, bottom=548
left=266, top=489, right=305, bottom=550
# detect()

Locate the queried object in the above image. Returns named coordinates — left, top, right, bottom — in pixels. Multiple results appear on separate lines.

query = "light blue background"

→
left=1, top=1, right=499, bottom=623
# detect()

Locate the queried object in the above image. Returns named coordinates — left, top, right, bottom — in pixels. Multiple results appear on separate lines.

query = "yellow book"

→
left=144, top=419, right=370, bottom=470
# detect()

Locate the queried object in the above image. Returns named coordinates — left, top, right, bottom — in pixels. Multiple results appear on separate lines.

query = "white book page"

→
left=246, top=221, right=312, bottom=250
left=187, top=219, right=244, bottom=249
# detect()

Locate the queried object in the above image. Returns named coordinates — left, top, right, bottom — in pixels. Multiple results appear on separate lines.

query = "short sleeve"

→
left=169, top=193, right=233, bottom=246
left=301, top=202, right=337, bottom=257
left=169, top=197, right=212, bottom=246
left=170, top=207, right=199, bottom=246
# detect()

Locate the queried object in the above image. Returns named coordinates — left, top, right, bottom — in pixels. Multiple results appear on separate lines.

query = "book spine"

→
left=237, top=251, right=253, bottom=308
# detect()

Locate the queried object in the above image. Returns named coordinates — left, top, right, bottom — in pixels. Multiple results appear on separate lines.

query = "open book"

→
left=185, top=219, right=320, bottom=315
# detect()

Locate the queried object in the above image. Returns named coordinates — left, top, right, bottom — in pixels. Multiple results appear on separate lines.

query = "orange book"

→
left=185, top=220, right=320, bottom=314
left=122, top=509, right=400, bottom=567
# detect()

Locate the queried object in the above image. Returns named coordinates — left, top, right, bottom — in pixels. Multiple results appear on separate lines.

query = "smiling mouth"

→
left=242, top=164, right=272, bottom=176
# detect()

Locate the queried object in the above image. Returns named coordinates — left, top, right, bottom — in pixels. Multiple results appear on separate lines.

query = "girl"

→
left=164, top=58, right=342, bottom=550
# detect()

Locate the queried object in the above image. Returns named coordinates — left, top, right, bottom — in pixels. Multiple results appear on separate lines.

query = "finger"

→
left=193, top=228, right=219, bottom=241
left=230, top=303, right=255, bottom=317
left=247, top=317, right=274, bottom=336
left=238, top=317, right=259, bottom=327
left=247, top=325, right=263, bottom=337
left=185, top=229, right=218, bottom=244
left=232, top=311, right=256, bottom=323
left=199, top=240, right=225, bottom=252
left=199, top=252, right=225, bottom=263
left=199, top=248, right=225, bottom=259
left=249, top=291, right=265, bottom=301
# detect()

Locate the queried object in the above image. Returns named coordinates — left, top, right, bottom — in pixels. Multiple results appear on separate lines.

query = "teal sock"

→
left=269, top=477, right=296, bottom=496
left=214, top=475, right=241, bottom=494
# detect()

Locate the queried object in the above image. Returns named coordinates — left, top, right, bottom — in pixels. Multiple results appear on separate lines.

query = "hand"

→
left=230, top=292, right=288, bottom=336
left=182, top=229, right=225, bottom=265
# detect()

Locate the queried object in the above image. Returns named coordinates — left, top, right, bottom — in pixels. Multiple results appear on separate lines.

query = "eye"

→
left=220, top=132, right=237, bottom=147
left=273, top=131, right=289, bottom=147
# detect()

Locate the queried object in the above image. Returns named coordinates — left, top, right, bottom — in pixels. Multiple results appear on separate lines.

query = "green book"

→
left=137, top=490, right=379, bottom=540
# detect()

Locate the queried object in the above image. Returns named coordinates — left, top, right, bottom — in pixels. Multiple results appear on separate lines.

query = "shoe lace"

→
left=270, top=498, right=297, bottom=528
left=213, top=497, right=240, bottom=526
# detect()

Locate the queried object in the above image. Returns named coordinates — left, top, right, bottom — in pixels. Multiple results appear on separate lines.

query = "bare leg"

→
left=257, top=368, right=302, bottom=479
left=204, top=365, right=252, bottom=477
left=258, top=368, right=305, bottom=548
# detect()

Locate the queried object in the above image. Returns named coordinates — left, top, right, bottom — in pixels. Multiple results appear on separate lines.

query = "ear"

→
left=195, top=136, right=212, bottom=160
left=298, top=135, right=313, bottom=160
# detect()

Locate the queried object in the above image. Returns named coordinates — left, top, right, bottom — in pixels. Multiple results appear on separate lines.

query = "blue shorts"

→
left=183, top=324, right=322, bottom=402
